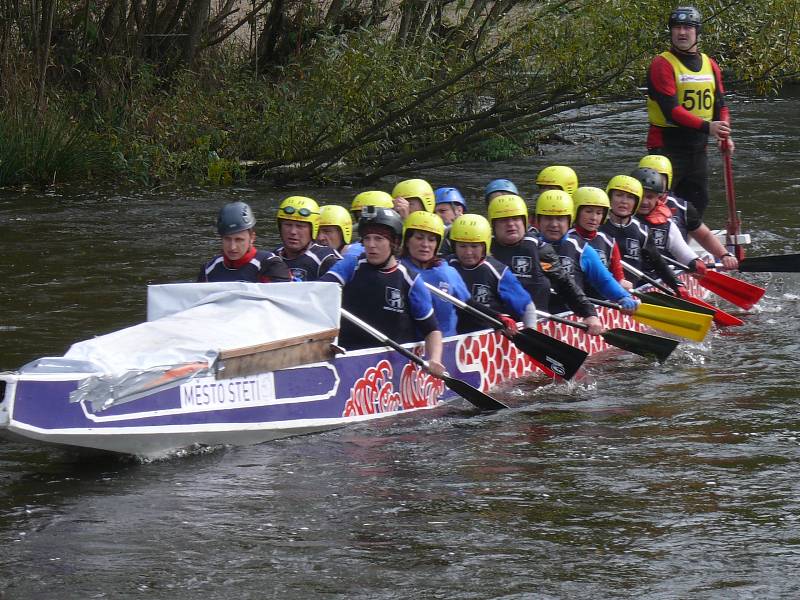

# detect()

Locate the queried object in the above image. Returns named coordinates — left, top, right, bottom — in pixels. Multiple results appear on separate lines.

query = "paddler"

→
left=400, top=211, right=470, bottom=337
left=321, top=206, right=445, bottom=376
left=447, top=213, right=538, bottom=335
left=275, top=196, right=341, bottom=281
left=638, top=154, right=738, bottom=270
left=317, top=204, right=353, bottom=256
left=599, top=174, right=687, bottom=296
left=433, top=186, right=467, bottom=256
left=571, top=186, right=629, bottom=289
left=534, top=189, right=638, bottom=314
left=631, top=166, right=709, bottom=282
left=346, top=190, right=396, bottom=257
left=535, top=165, right=579, bottom=196
left=391, top=178, right=436, bottom=220
left=483, top=178, right=519, bottom=207
left=487, top=193, right=603, bottom=334
left=198, top=201, right=291, bottom=283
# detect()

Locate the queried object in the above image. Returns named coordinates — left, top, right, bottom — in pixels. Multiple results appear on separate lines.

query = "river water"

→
left=1, top=93, right=799, bottom=598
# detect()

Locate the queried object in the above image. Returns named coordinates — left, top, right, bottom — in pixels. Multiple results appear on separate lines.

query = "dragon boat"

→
left=0, top=277, right=709, bottom=459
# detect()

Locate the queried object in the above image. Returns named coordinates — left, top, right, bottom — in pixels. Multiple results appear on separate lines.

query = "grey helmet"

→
left=669, top=6, right=702, bottom=34
left=630, top=167, right=667, bottom=195
left=217, top=201, right=256, bottom=235
left=358, top=206, right=403, bottom=240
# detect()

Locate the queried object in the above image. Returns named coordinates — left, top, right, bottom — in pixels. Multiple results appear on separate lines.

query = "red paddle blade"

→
left=697, top=270, right=765, bottom=310
left=684, top=294, right=744, bottom=327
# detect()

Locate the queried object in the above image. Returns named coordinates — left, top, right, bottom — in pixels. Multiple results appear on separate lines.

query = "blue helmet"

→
left=483, top=179, right=519, bottom=201
left=434, top=187, right=467, bottom=209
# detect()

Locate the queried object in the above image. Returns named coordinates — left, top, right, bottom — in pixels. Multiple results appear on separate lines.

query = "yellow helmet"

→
left=402, top=210, right=445, bottom=252
left=487, top=194, right=529, bottom=229
left=535, top=165, right=579, bottom=196
left=638, top=154, right=673, bottom=190
left=534, top=189, right=573, bottom=218
left=450, top=213, right=492, bottom=255
left=319, top=204, right=353, bottom=244
left=277, top=196, right=320, bottom=238
left=606, top=175, right=644, bottom=214
left=572, top=186, right=610, bottom=223
left=391, top=178, right=435, bottom=212
left=350, top=191, right=394, bottom=219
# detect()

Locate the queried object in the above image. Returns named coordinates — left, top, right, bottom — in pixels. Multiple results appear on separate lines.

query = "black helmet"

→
left=357, top=206, right=403, bottom=240
left=630, top=167, right=667, bottom=194
left=669, top=6, right=702, bottom=33
left=217, top=201, right=256, bottom=235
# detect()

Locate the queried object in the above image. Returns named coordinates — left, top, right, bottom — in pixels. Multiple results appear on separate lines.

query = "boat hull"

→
left=0, top=278, right=705, bottom=458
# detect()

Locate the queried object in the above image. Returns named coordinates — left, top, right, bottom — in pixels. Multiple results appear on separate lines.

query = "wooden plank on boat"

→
left=216, top=328, right=340, bottom=379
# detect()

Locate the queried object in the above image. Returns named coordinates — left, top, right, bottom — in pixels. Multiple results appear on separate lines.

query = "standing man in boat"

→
left=321, top=206, right=445, bottom=376
left=275, top=196, right=341, bottom=281
left=198, top=201, right=292, bottom=283
left=487, top=193, right=603, bottom=334
left=638, top=154, right=738, bottom=269
left=646, top=5, right=733, bottom=217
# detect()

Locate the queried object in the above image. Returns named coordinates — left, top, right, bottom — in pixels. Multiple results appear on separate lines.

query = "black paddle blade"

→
left=515, top=328, right=588, bottom=380
left=602, top=328, right=679, bottom=362
left=739, top=253, right=800, bottom=273
left=637, top=291, right=716, bottom=316
left=442, top=374, right=508, bottom=411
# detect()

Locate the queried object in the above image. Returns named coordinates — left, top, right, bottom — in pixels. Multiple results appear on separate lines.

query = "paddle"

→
left=339, top=308, right=508, bottom=411
left=638, top=290, right=743, bottom=327
left=588, top=297, right=713, bottom=342
left=537, top=309, right=678, bottom=362
left=722, top=138, right=745, bottom=262
left=423, top=283, right=588, bottom=380
left=661, top=255, right=765, bottom=310
left=622, top=260, right=743, bottom=326
left=727, top=253, right=800, bottom=273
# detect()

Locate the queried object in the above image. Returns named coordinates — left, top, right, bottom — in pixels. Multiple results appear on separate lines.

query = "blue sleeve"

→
left=580, top=244, right=631, bottom=302
left=498, top=268, right=535, bottom=318
left=409, top=274, right=436, bottom=321
left=344, top=241, right=364, bottom=258
left=320, top=252, right=359, bottom=285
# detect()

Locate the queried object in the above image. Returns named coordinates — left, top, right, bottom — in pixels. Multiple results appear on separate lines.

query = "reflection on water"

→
left=2, top=96, right=800, bottom=598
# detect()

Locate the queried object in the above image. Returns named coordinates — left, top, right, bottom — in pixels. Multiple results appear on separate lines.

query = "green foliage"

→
left=1, top=0, right=799, bottom=186
left=0, top=108, right=110, bottom=187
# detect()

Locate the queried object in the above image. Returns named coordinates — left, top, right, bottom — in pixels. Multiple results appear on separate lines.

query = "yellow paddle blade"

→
left=632, top=302, right=713, bottom=342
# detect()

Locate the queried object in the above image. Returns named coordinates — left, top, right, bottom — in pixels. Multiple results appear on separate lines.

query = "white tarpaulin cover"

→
left=62, top=281, right=341, bottom=374
left=50, top=281, right=341, bottom=411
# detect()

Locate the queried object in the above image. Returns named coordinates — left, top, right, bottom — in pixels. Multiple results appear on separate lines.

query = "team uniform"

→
left=448, top=256, right=535, bottom=335
left=198, top=247, right=291, bottom=283
left=666, top=194, right=703, bottom=240
left=400, top=257, right=470, bottom=337
left=600, top=217, right=681, bottom=291
left=647, top=49, right=730, bottom=216
left=490, top=235, right=596, bottom=318
left=639, top=209, right=699, bottom=266
left=322, top=253, right=439, bottom=350
left=547, top=231, right=633, bottom=312
left=275, top=242, right=341, bottom=282
left=572, top=226, right=625, bottom=284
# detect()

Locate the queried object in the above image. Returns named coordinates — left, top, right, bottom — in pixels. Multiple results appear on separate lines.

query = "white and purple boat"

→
left=0, top=279, right=702, bottom=459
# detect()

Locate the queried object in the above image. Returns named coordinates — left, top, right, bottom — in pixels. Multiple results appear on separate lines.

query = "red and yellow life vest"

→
left=647, top=51, right=715, bottom=127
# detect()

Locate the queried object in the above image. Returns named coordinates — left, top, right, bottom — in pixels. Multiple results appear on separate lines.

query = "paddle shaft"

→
left=622, top=260, right=677, bottom=296
left=722, top=140, right=745, bottom=261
